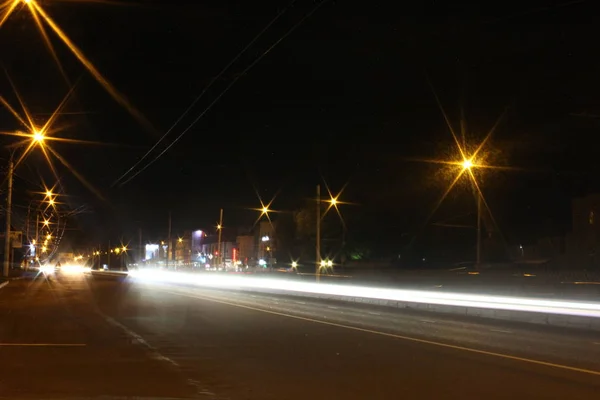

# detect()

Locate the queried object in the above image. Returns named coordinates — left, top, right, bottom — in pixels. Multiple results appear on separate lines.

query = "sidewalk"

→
left=0, top=274, right=197, bottom=399
left=0, top=269, right=37, bottom=283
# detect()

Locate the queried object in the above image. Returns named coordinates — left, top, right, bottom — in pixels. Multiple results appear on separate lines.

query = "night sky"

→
left=2, top=0, right=600, bottom=259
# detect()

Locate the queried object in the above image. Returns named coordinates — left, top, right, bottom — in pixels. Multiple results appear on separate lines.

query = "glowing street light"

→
left=462, top=159, right=473, bottom=170
left=291, top=261, right=297, bottom=268
left=32, top=130, right=45, bottom=143
left=43, top=219, right=49, bottom=226
left=0, top=0, right=154, bottom=133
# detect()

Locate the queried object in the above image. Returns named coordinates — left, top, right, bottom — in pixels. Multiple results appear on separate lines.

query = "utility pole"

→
left=138, top=227, right=143, bottom=264
left=107, top=240, right=111, bottom=268
left=476, top=194, right=482, bottom=270
left=167, top=211, right=171, bottom=269
left=25, top=205, right=30, bottom=249
left=3, top=158, right=13, bottom=277
left=217, top=208, right=223, bottom=268
left=316, top=184, right=321, bottom=282
left=35, top=214, right=39, bottom=261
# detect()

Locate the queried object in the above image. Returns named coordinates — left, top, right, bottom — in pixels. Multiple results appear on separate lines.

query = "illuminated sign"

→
left=145, top=244, right=159, bottom=260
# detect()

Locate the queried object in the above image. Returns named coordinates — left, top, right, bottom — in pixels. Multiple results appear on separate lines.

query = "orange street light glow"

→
left=33, top=130, right=44, bottom=142
left=0, top=0, right=155, bottom=133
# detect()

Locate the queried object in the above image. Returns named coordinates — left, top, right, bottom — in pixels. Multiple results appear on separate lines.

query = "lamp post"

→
left=217, top=208, right=223, bottom=268
left=461, top=158, right=482, bottom=270
left=2, top=157, right=13, bottom=277
left=316, top=184, right=321, bottom=282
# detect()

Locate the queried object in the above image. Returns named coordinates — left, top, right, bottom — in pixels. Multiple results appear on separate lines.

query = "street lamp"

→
left=33, top=130, right=45, bottom=143
left=316, top=184, right=350, bottom=281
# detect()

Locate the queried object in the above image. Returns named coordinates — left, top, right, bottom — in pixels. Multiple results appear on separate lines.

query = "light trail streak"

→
left=129, top=270, right=600, bottom=319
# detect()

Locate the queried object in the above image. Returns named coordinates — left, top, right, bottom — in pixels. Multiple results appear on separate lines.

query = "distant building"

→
left=566, top=193, right=600, bottom=268
left=236, top=235, right=255, bottom=265
left=257, top=220, right=277, bottom=265
left=174, top=231, right=192, bottom=264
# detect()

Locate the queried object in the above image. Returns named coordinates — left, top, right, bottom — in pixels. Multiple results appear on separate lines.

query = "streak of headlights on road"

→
left=128, top=270, right=600, bottom=318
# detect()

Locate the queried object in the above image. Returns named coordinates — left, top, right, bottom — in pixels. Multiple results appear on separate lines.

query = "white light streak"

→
left=129, top=270, right=600, bottom=319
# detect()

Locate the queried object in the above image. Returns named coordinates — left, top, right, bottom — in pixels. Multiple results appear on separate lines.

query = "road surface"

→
left=0, top=271, right=599, bottom=399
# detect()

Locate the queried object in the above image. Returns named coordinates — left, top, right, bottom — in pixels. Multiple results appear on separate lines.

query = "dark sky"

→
left=2, top=0, right=600, bottom=255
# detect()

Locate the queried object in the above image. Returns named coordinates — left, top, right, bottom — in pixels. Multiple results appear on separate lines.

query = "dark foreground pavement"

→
left=0, top=273, right=197, bottom=399
left=2, top=272, right=600, bottom=399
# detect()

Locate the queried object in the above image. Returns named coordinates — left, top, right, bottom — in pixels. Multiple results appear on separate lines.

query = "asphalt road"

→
left=1, top=272, right=600, bottom=399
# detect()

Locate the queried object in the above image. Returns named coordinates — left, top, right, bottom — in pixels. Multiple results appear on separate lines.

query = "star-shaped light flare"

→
left=0, top=0, right=155, bottom=133
left=321, top=180, right=354, bottom=229
left=413, top=84, right=513, bottom=238
left=0, top=81, right=106, bottom=199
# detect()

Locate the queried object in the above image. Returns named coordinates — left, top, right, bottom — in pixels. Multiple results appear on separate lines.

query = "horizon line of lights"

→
left=128, top=270, right=600, bottom=319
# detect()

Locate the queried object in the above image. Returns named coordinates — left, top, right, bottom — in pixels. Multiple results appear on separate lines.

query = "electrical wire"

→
left=118, top=0, right=329, bottom=187
left=111, top=0, right=298, bottom=187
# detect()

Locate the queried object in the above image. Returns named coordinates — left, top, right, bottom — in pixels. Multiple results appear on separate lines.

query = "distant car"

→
left=89, top=253, right=128, bottom=278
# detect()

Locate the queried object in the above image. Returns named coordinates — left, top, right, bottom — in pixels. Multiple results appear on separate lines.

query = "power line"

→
left=111, top=0, right=298, bottom=187
left=119, top=0, right=329, bottom=187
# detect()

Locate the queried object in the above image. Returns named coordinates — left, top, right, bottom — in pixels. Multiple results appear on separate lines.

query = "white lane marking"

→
left=420, top=319, right=436, bottom=324
left=328, top=306, right=339, bottom=310
left=0, top=343, right=86, bottom=346
left=593, top=342, right=600, bottom=345
left=102, top=315, right=179, bottom=367
left=0, top=281, right=8, bottom=290
left=162, top=289, right=600, bottom=377
left=368, top=312, right=381, bottom=316
left=490, top=329, right=512, bottom=334
left=102, top=315, right=218, bottom=398
left=295, top=301, right=306, bottom=305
